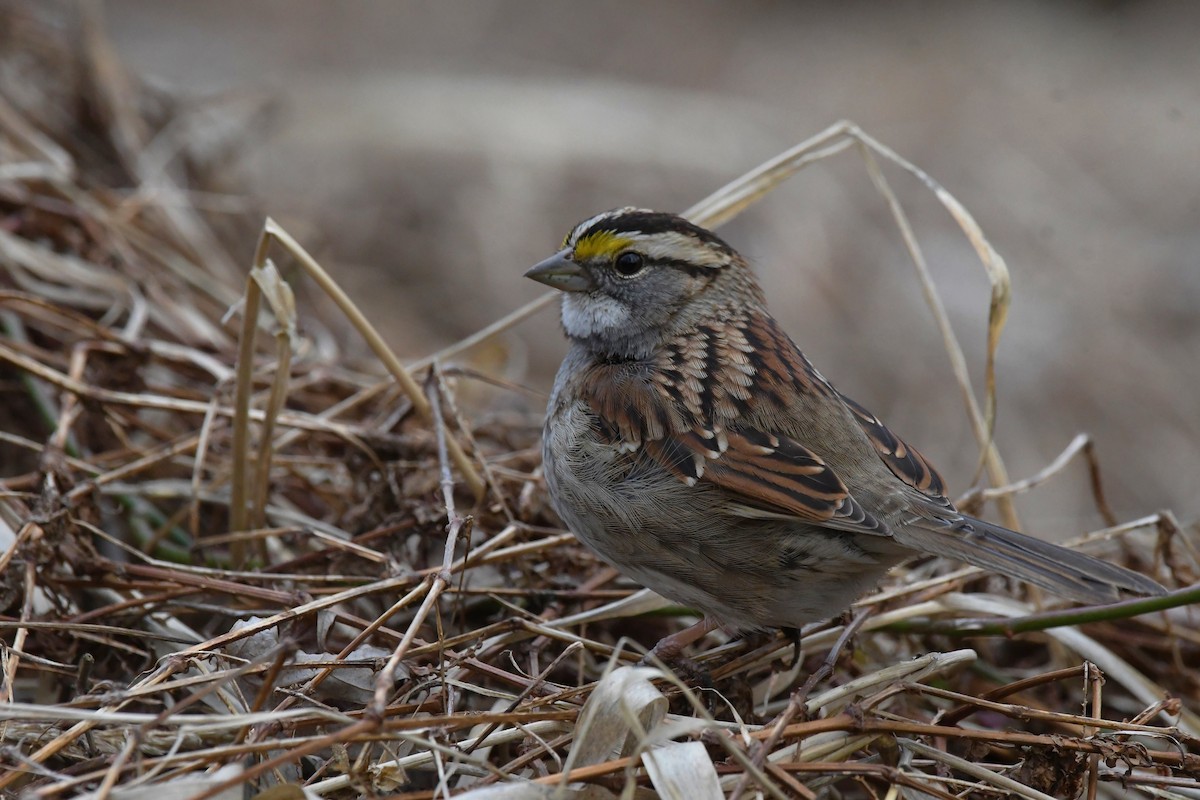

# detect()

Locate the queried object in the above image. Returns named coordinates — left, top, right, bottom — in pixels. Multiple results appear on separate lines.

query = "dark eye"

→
left=613, top=251, right=645, bottom=277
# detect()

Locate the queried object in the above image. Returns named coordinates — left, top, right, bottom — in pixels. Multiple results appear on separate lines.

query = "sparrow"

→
left=527, top=208, right=1164, bottom=652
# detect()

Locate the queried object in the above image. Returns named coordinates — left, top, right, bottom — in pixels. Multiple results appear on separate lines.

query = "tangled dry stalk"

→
left=1, top=7, right=1198, bottom=799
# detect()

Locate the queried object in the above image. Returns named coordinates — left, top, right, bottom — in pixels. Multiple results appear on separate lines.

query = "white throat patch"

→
left=561, top=292, right=631, bottom=340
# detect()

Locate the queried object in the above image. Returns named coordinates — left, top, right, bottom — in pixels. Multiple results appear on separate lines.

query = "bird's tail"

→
left=895, top=514, right=1165, bottom=605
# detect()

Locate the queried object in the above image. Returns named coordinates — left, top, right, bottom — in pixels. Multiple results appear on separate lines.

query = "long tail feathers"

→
left=895, top=515, right=1165, bottom=605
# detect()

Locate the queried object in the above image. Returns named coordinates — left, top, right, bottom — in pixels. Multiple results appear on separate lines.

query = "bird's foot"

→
left=780, top=626, right=803, bottom=671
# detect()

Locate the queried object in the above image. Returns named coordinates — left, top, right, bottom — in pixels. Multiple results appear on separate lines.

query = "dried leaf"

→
left=569, top=665, right=668, bottom=767
left=643, top=741, right=722, bottom=800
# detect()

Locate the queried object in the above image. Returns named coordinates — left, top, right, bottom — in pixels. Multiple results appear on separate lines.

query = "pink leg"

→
left=642, top=617, right=720, bottom=665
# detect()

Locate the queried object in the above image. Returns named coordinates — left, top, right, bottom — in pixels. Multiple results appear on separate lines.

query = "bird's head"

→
left=526, top=208, right=762, bottom=359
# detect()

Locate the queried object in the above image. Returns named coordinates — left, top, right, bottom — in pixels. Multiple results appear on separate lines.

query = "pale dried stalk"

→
left=253, top=218, right=484, bottom=498
left=369, top=373, right=471, bottom=714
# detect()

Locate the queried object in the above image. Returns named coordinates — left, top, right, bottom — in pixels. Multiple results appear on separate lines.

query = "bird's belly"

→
left=542, top=404, right=898, bottom=629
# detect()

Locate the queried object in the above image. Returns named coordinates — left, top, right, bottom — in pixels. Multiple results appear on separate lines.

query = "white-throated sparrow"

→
left=528, top=208, right=1163, bottom=649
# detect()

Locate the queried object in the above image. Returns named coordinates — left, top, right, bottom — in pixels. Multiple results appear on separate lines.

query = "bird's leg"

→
left=640, top=617, right=720, bottom=678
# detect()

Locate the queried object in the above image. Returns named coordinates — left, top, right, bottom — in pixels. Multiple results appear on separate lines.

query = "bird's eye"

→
left=613, top=251, right=645, bottom=277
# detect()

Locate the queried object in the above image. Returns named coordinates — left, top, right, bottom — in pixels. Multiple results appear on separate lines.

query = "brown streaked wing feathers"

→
left=645, top=429, right=887, bottom=532
left=838, top=392, right=951, bottom=507
left=741, top=311, right=948, bottom=508
left=740, top=313, right=837, bottom=402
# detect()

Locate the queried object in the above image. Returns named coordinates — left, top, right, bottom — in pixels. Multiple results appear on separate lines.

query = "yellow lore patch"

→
left=572, top=231, right=634, bottom=262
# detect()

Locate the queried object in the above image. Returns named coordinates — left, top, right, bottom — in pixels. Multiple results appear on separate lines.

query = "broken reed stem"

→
left=250, top=312, right=292, bottom=534
left=227, top=253, right=262, bottom=562
left=257, top=218, right=484, bottom=499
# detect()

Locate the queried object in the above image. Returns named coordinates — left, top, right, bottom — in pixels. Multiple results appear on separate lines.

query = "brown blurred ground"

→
left=92, top=1, right=1200, bottom=536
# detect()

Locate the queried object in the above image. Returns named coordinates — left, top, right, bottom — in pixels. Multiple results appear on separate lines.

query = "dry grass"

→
left=1, top=7, right=1198, bottom=799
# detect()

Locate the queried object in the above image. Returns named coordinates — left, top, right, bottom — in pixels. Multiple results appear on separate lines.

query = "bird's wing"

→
left=641, top=426, right=892, bottom=535
left=837, top=392, right=952, bottom=508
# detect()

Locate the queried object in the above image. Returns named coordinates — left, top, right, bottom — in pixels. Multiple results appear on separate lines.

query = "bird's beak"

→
left=524, top=250, right=594, bottom=292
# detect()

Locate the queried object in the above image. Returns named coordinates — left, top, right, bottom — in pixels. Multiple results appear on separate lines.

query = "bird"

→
left=526, top=207, right=1165, bottom=657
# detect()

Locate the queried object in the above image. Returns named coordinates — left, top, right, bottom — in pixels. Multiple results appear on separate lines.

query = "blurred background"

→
left=11, top=1, right=1200, bottom=537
